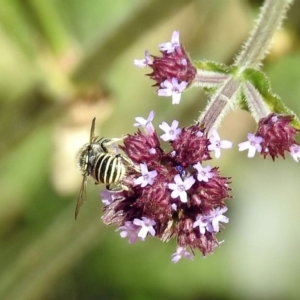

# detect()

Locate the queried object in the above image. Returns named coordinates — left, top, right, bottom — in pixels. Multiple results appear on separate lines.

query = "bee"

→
left=75, top=117, right=138, bottom=219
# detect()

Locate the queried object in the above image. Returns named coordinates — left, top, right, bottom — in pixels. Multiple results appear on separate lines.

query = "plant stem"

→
left=199, top=77, right=240, bottom=133
left=198, top=0, right=294, bottom=129
left=234, top=0, right=294, bottom=69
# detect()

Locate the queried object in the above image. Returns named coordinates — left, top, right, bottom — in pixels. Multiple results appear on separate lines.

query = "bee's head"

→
left=76, top=143, right=90, bottom=173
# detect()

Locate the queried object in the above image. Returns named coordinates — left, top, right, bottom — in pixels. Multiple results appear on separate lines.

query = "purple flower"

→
left=134, top=50, right=153, bottom=67
left=238, top=133, right=263, bottom=157
left=135, top=31, right=196, bottom=97
left=100, top=190, right=123, bottom=206
left=159, top=31, right=180, bottom=53
left=159, top=120, right=182, bottom=141
left=158, top=78, right=188, bottom=104
left=134, top=163, right=158, bottom=187
left=207, top=207, right=229, bottom=232
left=171, top=246, right=194, bottom=263
left=118, top=221, right=141, bottom=244
left=134, top=111, right=155, bottom=135
left=193, top=162, right=214, bottom=182
left=290, top=144, right=300, bottom=162
left=168, top=174, right=195, bottom=203
left=193, top=215, right=207, bottom=234
left=256, top=114, right=299, bottom=160
left=208, top=128, right=233, bottom=158
left=101, top=118, right=232, bottom=260
left=193, top=207, right=229, bottom=235
left=133, top=217, right=156, bottom=239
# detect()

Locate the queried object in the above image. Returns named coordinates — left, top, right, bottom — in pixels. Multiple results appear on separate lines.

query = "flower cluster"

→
left=238, top=113, right=300, bottom=161
left=134, top=31, right=300, bottom=162
left=134, top=31, right=197, bottom=104
left=86, top=27, right=300, bottom=263
left=102, top=112, right=232, bottom=262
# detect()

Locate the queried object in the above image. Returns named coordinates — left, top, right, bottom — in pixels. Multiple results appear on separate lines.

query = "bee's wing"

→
left=75, top=175, right=88, bottom=219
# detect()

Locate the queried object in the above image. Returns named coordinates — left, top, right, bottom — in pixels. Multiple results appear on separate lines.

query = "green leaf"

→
left=241, top=68, right=300, bottom=129
left=193, top=60, right=234, bottom=74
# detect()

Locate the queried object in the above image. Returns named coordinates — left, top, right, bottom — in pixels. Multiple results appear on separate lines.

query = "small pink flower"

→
left=193, top=163, right=214, bottom=182
left=134, top=163, right=157, bottom=187
left=290, top=144, right=300, bottom=162
left=100, top=190, right=123, bottom=206
left=208, top=128, right=233, bottom=158
left=133, top=217, right=156, bottom=239
left=171, top=246, right=194, bottom=263
left=159, top=31, right=180, bottom=53
left=159, top=120, right=181, bottom=141
left=134, top=111, right=155, bottom=135
left=134, top=50, right=153, bottom=67
left=158, top=78, right=188, bottom=104
left=238, top=133, right=263, bottom=158
left=168, top=174, right=195, bottom=203
left=118, top=221, right=141, bottom=244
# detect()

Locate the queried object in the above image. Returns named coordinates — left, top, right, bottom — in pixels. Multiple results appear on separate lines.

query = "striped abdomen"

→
left=92, top=153, right=126, bottom=185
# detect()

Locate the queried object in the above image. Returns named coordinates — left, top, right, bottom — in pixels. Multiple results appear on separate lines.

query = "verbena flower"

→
left=193, top=163, right=214, bottom=182
left=171, top=246, right=194, bottom=263
left=158, top=78, right=188, bottom=104
left=208, top=128, right=233, bottom=159
left=168, top=174, right=196, bottom=203
left=118, top=221, right=142, bottom=244
left=102, top=112, right=232, bottom=262
left=159, top=120, right=182, bottom=141
left=134, top=31, right=197, bottom=104
left=134, top=110, right=155, bottom=135
left=290, top=144, right=300, bottom=162
left=238, top=133, right=263, bottom=158
left=239, top=114, right=300, bottom=160
left=134, top=50, right=153, bottom=67
left=134, top=163, right=157, bottom=187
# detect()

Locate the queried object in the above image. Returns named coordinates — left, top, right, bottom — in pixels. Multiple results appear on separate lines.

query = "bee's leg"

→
left=101, top=138, right=124, bottom=148
left=120, top=154, right=140, bottom=172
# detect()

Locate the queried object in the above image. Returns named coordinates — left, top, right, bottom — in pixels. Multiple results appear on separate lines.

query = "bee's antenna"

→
left=90, top=118, right=96, bottom=143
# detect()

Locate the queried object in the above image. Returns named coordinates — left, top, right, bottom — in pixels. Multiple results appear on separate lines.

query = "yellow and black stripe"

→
left=92, top=153, right=125, bottom=185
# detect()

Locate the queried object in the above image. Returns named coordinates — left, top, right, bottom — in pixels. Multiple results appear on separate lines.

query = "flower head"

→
left=172, top=125, right=211, bottom=167
left=101, top=113, right=232, bottom=261
left=134, top=31, right=197, bottom=103
left=256, top=113, right=300, bottom=160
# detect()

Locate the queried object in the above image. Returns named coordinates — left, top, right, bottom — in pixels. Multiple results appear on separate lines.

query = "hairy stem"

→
left=198, top=77, right=240, bottom=133
left=234, top=0, right=294, bottom=69
left=198, top=0, right=294, bottom=128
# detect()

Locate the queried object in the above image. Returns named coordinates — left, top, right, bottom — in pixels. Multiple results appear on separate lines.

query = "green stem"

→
left=26, top=0, right=71, bottom=55
left=234, top=0, right=294, bottom=69
left=198, top=0, right=294, bottom=129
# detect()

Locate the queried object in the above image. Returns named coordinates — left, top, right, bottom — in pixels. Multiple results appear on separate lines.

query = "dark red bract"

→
left=256, top=113, right=300, bottom=160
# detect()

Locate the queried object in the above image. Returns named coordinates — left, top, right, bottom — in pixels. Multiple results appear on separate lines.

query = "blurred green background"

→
left=1, top=0, right=300, bottom=299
